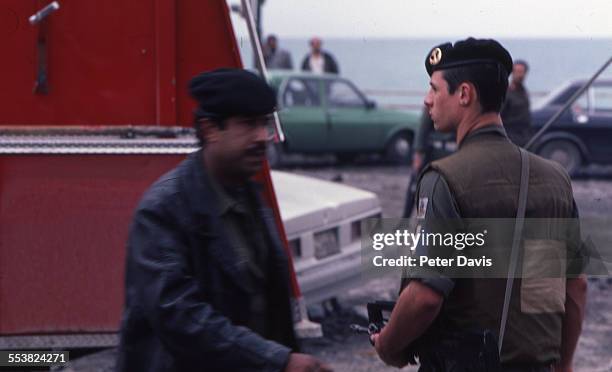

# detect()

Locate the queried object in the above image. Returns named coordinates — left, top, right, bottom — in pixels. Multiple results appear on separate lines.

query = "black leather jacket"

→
left=116, top=150, right=298, bottom=372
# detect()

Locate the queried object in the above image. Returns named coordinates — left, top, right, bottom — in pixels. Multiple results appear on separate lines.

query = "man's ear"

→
left=458, top=82, right=475, bottom=107
left=200, top=119, right=220, bottom=144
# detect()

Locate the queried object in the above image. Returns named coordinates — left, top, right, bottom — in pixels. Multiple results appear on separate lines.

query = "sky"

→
left=243, top=0, right=612, bottom=39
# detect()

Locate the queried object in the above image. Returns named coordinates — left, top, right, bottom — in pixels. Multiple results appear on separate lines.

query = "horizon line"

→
left=260, top=35, right=612, bottom=40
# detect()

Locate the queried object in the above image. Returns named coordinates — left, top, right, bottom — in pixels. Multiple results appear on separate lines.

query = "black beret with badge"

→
left=189, top=68, right=276, bottom=119
left=425, top=37, right=513, bottom=77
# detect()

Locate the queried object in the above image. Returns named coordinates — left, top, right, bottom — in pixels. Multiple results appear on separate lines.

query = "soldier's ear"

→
left=458, top=82, right=476, bottom=106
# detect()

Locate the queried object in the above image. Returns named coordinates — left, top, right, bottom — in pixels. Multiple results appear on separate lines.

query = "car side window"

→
left=572, top=91, right=589, bottom=112
left=554, top=85, right=580, bottom=106
left=283, top=78, right=321, bottom=107
left=592, top=86, right=612, bottom=115
left=326, top=80, right=365, bottom=108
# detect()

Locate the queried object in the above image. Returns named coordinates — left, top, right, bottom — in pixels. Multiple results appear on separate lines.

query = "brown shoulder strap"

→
left=498, top=147, right=530, bottom=353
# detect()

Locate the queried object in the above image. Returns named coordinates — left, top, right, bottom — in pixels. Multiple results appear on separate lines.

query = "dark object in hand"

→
left=349, top=301, right=419, bottom=364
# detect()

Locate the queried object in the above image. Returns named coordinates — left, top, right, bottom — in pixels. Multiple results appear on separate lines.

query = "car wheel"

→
left=537, top=140, right=582, bottom=176
left=267, top=142, right=284, bottom=168
left=385, top=133, right=412, bottom=164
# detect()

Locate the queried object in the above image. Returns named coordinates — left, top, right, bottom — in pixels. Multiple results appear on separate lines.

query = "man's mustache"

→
left=245, top=144, right=266, bottom=156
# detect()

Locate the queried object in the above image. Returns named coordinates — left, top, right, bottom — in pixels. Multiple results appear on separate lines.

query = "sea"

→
left=235, top=37, right=612, bottom=111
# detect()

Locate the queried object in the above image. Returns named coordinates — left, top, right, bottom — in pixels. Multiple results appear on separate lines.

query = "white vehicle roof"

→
left=271, top=171, right=380, bottom=235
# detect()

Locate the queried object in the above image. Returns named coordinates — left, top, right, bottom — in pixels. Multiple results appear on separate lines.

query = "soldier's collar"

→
left=460, top=124, right=508, bottom=148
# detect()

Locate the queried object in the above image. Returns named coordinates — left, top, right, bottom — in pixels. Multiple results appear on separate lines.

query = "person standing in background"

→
left=263, top=34, right=293, bottom=70
left=402, top=107, right=454, bottom=218
left=501, top=60, right=531, bottom=146
left=301, top=37, right=339, bottom=74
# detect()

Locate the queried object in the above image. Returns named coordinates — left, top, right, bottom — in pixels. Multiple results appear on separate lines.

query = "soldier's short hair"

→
left=443, top=64, right=509, bottom=113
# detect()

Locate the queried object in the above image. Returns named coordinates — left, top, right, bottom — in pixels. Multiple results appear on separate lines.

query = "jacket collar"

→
left=176, top=150, right=286, bottom=289
left=460, top=124, right=509, bottom=149
left=179, top=150, right=262, bottom=217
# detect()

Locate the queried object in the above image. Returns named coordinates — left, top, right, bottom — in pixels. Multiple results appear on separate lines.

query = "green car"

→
left=267, top=71, right=420, bottom=165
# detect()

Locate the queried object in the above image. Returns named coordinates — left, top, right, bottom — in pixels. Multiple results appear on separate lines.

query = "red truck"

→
left=0, top=0, right=305, bottom=349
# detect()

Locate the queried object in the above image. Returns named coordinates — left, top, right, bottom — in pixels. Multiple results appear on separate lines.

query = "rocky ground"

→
left=59, top=160, right=612, bottom=372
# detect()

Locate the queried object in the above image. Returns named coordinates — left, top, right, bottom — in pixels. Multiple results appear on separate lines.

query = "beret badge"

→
left=429, top=47, right=442, bottom=65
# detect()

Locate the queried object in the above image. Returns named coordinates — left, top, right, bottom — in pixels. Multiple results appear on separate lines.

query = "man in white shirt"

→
left=301, top=37, right=339, bottom=75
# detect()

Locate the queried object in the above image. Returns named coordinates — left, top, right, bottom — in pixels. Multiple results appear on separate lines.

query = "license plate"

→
left=314, top=228, right=340, bottom=259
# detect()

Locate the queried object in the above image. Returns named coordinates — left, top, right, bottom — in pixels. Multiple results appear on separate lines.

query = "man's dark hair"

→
left=193, top=111, right=226, bottom=146
left=514, top=59, right=529, bottom=72
left=442, top=63, right=509, bottom=113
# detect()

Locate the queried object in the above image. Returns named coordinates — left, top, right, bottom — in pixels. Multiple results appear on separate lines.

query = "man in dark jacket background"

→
left=264, top=34, right=293, bottom=70
left=402, top=107, right=455, bottom=218
left=501, top=60, right=531, bottom=146
left=116, top=68, right=331, bottom=372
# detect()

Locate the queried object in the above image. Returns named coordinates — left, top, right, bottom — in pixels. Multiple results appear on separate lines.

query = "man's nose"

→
left=253, top=125, right=269, bottom=142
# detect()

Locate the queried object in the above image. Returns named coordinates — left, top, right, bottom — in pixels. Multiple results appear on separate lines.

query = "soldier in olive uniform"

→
left=373, top=38, right=587, bottom=372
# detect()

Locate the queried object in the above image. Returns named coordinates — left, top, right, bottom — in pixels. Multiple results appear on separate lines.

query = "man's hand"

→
left=284, top=353, right=333, bottom=372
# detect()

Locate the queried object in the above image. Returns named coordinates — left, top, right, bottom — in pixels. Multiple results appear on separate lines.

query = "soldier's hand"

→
left=284, top=353, right=333, bottom=372
left=371, top=332, right=410, bottom=368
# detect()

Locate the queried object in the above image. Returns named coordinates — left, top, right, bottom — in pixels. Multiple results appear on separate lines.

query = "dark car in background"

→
left=267, top=71, right=420, bottom=166
left=531, top=79, right=612, bottom=175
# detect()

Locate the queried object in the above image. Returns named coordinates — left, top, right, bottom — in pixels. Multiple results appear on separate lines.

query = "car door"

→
left=323, top=78, right=383, bottom=152
left=278, top=77, right=328, bottom=152
left=584, top=83, right=612, bottom=163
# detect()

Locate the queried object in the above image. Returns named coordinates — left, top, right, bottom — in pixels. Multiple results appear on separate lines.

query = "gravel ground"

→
left=59, top=160, right=612, bottom=372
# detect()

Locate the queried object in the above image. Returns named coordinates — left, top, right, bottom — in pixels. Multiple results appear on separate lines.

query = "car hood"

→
left=271, top=171, right=380, bottom=235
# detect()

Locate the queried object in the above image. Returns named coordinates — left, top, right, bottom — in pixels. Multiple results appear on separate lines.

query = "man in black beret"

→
left=117, top=68, right=332, bottom=372
left=501, top=60, right=532, bottom=146
left=372, top=38, right=587, bottom=371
